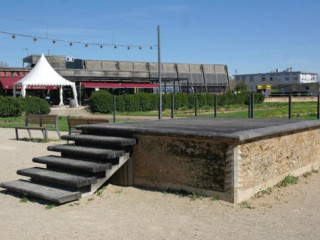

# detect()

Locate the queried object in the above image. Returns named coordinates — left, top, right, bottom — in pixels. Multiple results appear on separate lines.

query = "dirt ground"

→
left=0, top=127, right=319, bottom=240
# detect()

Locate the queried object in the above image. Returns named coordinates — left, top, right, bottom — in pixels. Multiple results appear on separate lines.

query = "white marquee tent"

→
left=13, top=54, right=78, bottom=107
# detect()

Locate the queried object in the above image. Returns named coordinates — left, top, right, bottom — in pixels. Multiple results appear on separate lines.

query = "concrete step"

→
left=61, top=134, right=136, bottom=147
left=0, top=180, right=81, bottom=203
left=47, top=144, right=125, bottom=159
left=33, top=155, right=112, bottom=173
left=17, top=167, right=97, bottom=188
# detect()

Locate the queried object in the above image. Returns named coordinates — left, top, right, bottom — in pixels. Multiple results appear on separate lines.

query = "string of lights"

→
left=0, top=30, right=155, bottom=50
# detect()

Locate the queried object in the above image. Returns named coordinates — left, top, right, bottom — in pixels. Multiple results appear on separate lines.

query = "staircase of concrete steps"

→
left=0, top=133, right=136, bottom=204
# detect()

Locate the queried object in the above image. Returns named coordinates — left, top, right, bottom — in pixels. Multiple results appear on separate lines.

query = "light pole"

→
left=158, top=25, right=162, bottom=119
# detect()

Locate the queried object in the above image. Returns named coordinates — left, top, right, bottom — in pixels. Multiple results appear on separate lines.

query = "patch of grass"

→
left=163, top=188, right=192, bottom=197
left=240, top=201, right=254, bottom=209
left=19, top=194, right=35, bottom=203
left=277, top=175, right=299, bottom=187
left=20, top=197, right=29, bottom=203
left=115, top=189, right=123, bottom=194
left=189, top=192, right=206, bottom=201
left=211, top=195, right=219, bottom=201
left=87, top=197, right=94, bottom=201
left=312, top=168, right=319, bottom=173
left=96, top=186, right=106, bottom=197
left=163, top=188, right=206, bottom=201
left=45, top=204, right=56, bottom=210
left=254, top=187, right=273, bottom=198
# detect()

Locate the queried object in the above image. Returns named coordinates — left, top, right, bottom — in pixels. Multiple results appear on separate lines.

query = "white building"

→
left=234, top=68, right=319, bottom=94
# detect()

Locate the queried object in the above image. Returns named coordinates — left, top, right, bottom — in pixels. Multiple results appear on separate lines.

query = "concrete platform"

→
left=80, top=117, right=320, bottom=142
left=81, top=117, right=320, bottom=203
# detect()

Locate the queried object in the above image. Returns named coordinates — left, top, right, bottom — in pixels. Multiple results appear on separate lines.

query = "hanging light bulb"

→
left=33, top=37, right=37, bottom=42
left=100, top=45, right=103, bottom=49
left=127, top=46, right=130, bottom=50
left=52, top=39, right=56, bottom=44
left=12, top=34, right=16, bottom=39
left=150, top=46, right=153, bottom=50
left=114, top=45, right=117, bottom=49
left=139, top=46, right=142, bottom=50
left=69, top=42, right=73, bottom=46
left=85, top=43, right=88, bottom=47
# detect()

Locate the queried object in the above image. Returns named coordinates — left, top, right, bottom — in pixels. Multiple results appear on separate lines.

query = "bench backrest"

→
left=26, top=114, right=58, bottom=128
left=67, top=117, right=109, bottom=134
left=25, top=115, right=42, bottom=126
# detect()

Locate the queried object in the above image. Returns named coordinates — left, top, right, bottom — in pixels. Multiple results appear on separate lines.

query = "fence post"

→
left=214, top=95, right=217, bottom=118
left=171, top=94, right=174, bottom=119
left=194, top=96, right=198, bottom=117
left=317, top=94, right=320, bottom=120
left=251, top=92, right=254, bottom=118
left=248, top=94, right=251, bottom=118
left=288, top=93, right=292, bottom=119
left=113, top=95, right=116, bottom=123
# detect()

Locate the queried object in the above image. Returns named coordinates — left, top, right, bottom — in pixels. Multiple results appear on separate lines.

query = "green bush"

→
left=89, top=91, right=113, bottom=113
left=123, top=94, right=140, bottom=112
left=0, top=96, right=23, bottom=117
left=87, top=91, right=265, bottom=113
left=115, top=96, right=125, bottom=112
left=23, top=96, right=50, bottom=115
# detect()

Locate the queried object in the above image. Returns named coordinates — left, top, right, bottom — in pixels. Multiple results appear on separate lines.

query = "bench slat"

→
left=15, top=114, right=60, bottom=142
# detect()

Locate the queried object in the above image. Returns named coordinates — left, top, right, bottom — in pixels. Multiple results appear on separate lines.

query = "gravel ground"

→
left=0, top=127, right=319, bottom=240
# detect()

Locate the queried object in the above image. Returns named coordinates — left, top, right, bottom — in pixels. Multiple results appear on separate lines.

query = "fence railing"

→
left=111, top=94, right=320, bottom=123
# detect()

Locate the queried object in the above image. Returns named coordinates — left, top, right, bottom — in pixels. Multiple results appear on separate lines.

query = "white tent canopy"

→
left=13, top=54, right=78, bottom=107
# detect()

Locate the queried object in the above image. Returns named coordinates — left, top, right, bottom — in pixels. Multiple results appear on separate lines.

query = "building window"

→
left=269, top=75, right=273, bottom=81
left=250, top=76, right=253, bottom=82
left=261, top=75, right=266, bottom=81
left=285, top=75, right=290, bottom=81
left=241, top=76, right=245, bottom=82
left=236, top=76, right=240, bottom=81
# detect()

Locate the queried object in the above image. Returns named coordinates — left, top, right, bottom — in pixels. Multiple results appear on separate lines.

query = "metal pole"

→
left=113, top=95, right=116, bottom=123
left=195, top=97, right=198, bottom=117
left=248, top=94, right=251, bottom=118
left=317, top=94, right=320, bottom=119
left=251, top=92, right=254, bottom=118
left=171, top=94, right=174, bottom=119
left=79, top=82, right=82, bottom=107
left=214, top=95, right=217, bottom=118
left=288, top=93, right=292, bottom=119
left=158, top=25, right=162, bottom=119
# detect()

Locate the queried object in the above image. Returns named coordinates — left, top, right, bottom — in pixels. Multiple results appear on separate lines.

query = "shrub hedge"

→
left=23, top=96, right=50, bottom=115
left=89, top=91, right=265, bottom=113
left=0, top=96, right=50, bottom=118
left=0, top=96, right=23, bottom=117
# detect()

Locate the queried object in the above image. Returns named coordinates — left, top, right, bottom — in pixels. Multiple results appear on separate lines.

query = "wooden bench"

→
left=15, top=114, right=61, bottom=142
left=67, top=117, right=109, bottom=135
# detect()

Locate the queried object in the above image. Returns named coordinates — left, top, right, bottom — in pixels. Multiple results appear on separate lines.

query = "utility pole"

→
left=158, top=25, right=162, bottom=119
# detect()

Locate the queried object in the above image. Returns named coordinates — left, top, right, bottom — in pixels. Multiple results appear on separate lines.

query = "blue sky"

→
left=0, top=0, right=319, bottom=76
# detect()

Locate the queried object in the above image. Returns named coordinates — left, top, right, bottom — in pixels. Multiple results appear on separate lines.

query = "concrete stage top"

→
left=81, top=118, right=320, bottom=142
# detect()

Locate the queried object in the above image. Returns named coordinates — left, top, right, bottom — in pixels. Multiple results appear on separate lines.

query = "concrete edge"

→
left=80, top=120, right=320, bottom=143
left=235, top=120, right=320, bottom=142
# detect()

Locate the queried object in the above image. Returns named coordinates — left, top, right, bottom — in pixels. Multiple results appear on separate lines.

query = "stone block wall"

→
left=132, top=135, right=231, bottom=200
left=234, top=129, right=320, bottom=203
left=128, top=129, right=320, bottom=203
